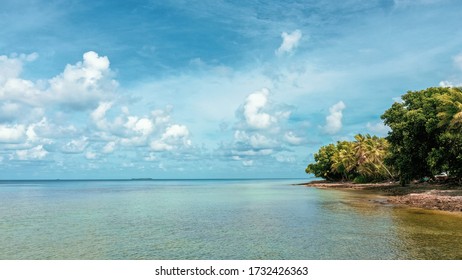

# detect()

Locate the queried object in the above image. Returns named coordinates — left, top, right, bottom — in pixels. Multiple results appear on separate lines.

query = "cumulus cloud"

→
left=366, top=121, right=391, bottom=136
left=29, top=118, right=78, bottom=139
left=61, top=137, right=88, bottom=154
left=284, top=131, right=303, bottom=145
left=0, top=53, right=37, bottom=83
left=132, top=118, right=154, bottom=136
left=323, top=101, right=346, bottom=134
left=0, top=102, right=22, bottom=121
left=91, top=101, right=192, bottom=152
left=274, top=153, right=296, bottom=163
left=150, top=124, right=191, bottom=151
left=243, top=88, right=276, bottom=129
left=439, top=80, right=462, bottom=87
left=0, top=51, right=193, bottom=169
left=15, top=145, right=48, bottom=160
left=0, top=124, right=26, bottom=143
left=0, top=51, right=115, bottom=112
left=276, top=29, right=302, bottom=56
left=48, top=51, right=116, bottom=110
left=234, top=130, right=277, bottom=149
left=219, top=88, right=305, bottom=166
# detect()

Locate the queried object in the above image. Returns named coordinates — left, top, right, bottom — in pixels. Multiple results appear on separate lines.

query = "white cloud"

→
left=102, top=141, right=116, bottom=153
left=163, top=124, right=189, bottom=139
left=48, top=51, right=116, bottom=110
left=0, top=49, right=313, bottom=176
left=150, top=124, right=191, bottom=152
left=233, top=149, right=273, bottom=156
left=0, top=124, right=26, bottom=143
left=439, top=80, right=458, bottom=87
left=15, top=145, right=48, bottom=160
left=243, top=88, right=275, bottom=129
left=249, top=133, right=275, bottom=149
left=219, top=88, right=303, bottom=166
left=85, top=151, right=97, bottom=160
left=91, top=102, right=113, bottom=129
left=276, top=29, right=302, bottom=56
left=28, top=118, right=78, bottom=139
left=150, top=141, right=174, bottom=152
left=0, top=51, right=115, bottom=111
left=0, top=102, right=22, bottom=121
left=284, top=131, right=303, bottom=145
left=366, top=121, right=391, bottom=136
left=0, top=54, right=31, bottom=83
left=323, top=101, right=346, bottom=134
left=275, top=154, right=296, bottom=163
left=0, top=75, right=41, bottom=107
left=61, top=137, right=88, bottom=154
left=90, top=100, right=193, bottom=154
left=133, top=118, right=154, bottom=136
left=234, top=130, right=277, bottom=149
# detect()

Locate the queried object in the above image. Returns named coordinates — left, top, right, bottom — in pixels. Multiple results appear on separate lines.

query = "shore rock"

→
left=303, top=180, right=462, bottom=212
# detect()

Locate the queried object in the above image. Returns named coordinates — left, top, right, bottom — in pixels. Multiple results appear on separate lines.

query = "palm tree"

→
left=353, top=134, right=369, bottom=165
left=354, top=134, right=394, bottom=179
left=437, top=87, right=462, bottom=131
left=331, top=141, right=356, bottom=180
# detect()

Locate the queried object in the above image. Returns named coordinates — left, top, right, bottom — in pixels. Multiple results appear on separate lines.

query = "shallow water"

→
left=0, top=179, right=461, bottom=259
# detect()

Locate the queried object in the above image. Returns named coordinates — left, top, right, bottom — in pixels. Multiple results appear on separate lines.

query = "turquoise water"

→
left=0, top=179, right=461, bottom=259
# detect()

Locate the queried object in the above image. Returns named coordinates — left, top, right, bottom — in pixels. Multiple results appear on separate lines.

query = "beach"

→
left=303, top=180, right=462, bottom=212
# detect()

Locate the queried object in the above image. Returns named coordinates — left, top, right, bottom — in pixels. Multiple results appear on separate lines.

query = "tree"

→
left=331, top=141, right=357, bottom=180
left=305, top=144, right=342, bottom=181
left=436, top=87, right=462, bottom=130
left=381, top=87, right=462, bottom=184
left=305, top=135, right=393, bottom=182
left=434, top=87, right=462, bottom=178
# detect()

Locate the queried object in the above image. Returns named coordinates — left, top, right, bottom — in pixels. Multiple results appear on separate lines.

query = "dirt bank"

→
left=301, top=180, right=462, bottom=212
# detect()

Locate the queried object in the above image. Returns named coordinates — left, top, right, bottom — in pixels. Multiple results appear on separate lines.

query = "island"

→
left=304, top=87, right=462, bottom=212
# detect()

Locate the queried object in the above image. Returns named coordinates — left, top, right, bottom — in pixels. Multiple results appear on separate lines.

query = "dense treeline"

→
left=305, top=134, right=393, bottom=183
left=306, top=87, right=462, bottom=185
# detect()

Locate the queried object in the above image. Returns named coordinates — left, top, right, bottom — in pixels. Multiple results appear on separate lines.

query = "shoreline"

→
left=301, top=180, right=462, bottom=212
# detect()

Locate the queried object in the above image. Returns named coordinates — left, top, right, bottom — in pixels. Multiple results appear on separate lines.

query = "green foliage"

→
left=305, top=144, right=342, bottom=181
left=305, top=134, right=393, bottom=182
left=307, top=87, right=462, bottom=185
left=353, top=175, right=371, bottom=184
left=381, top=87, right=462, bottom=184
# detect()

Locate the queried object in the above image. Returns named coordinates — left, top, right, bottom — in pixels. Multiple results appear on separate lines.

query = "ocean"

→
left=0, top=179, right=461, bottom=259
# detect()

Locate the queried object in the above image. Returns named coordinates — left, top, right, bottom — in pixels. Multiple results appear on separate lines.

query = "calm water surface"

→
left=0, top=179, right=461, bottom=259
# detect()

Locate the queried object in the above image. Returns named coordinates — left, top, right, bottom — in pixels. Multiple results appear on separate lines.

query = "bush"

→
left=353, top=175, right=370, bottom=184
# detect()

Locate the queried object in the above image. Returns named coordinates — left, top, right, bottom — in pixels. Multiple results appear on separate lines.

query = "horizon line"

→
left=0, top=177, right=313, bottom=182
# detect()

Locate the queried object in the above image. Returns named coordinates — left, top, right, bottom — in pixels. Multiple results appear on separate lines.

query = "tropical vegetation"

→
left=305, top=134, right=393, bottom=183
left=306, top=87, right=462, bottom=185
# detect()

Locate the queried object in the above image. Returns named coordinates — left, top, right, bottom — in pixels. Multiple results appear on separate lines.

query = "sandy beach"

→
left=302, top=180, right=462, bottom=212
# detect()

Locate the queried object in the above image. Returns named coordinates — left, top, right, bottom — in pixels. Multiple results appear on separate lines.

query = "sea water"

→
left=0, top=179, right=461, bottom=259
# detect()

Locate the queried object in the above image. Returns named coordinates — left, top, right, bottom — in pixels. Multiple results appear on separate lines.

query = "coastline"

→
left=301, top=180, right=462, bottom=212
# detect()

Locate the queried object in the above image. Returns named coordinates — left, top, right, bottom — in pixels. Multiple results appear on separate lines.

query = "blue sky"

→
left=1, top=0, right=462, bottom=179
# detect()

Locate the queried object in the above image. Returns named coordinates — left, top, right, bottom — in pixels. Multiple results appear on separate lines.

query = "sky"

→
left=1, top=0, right=462, bottom=179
